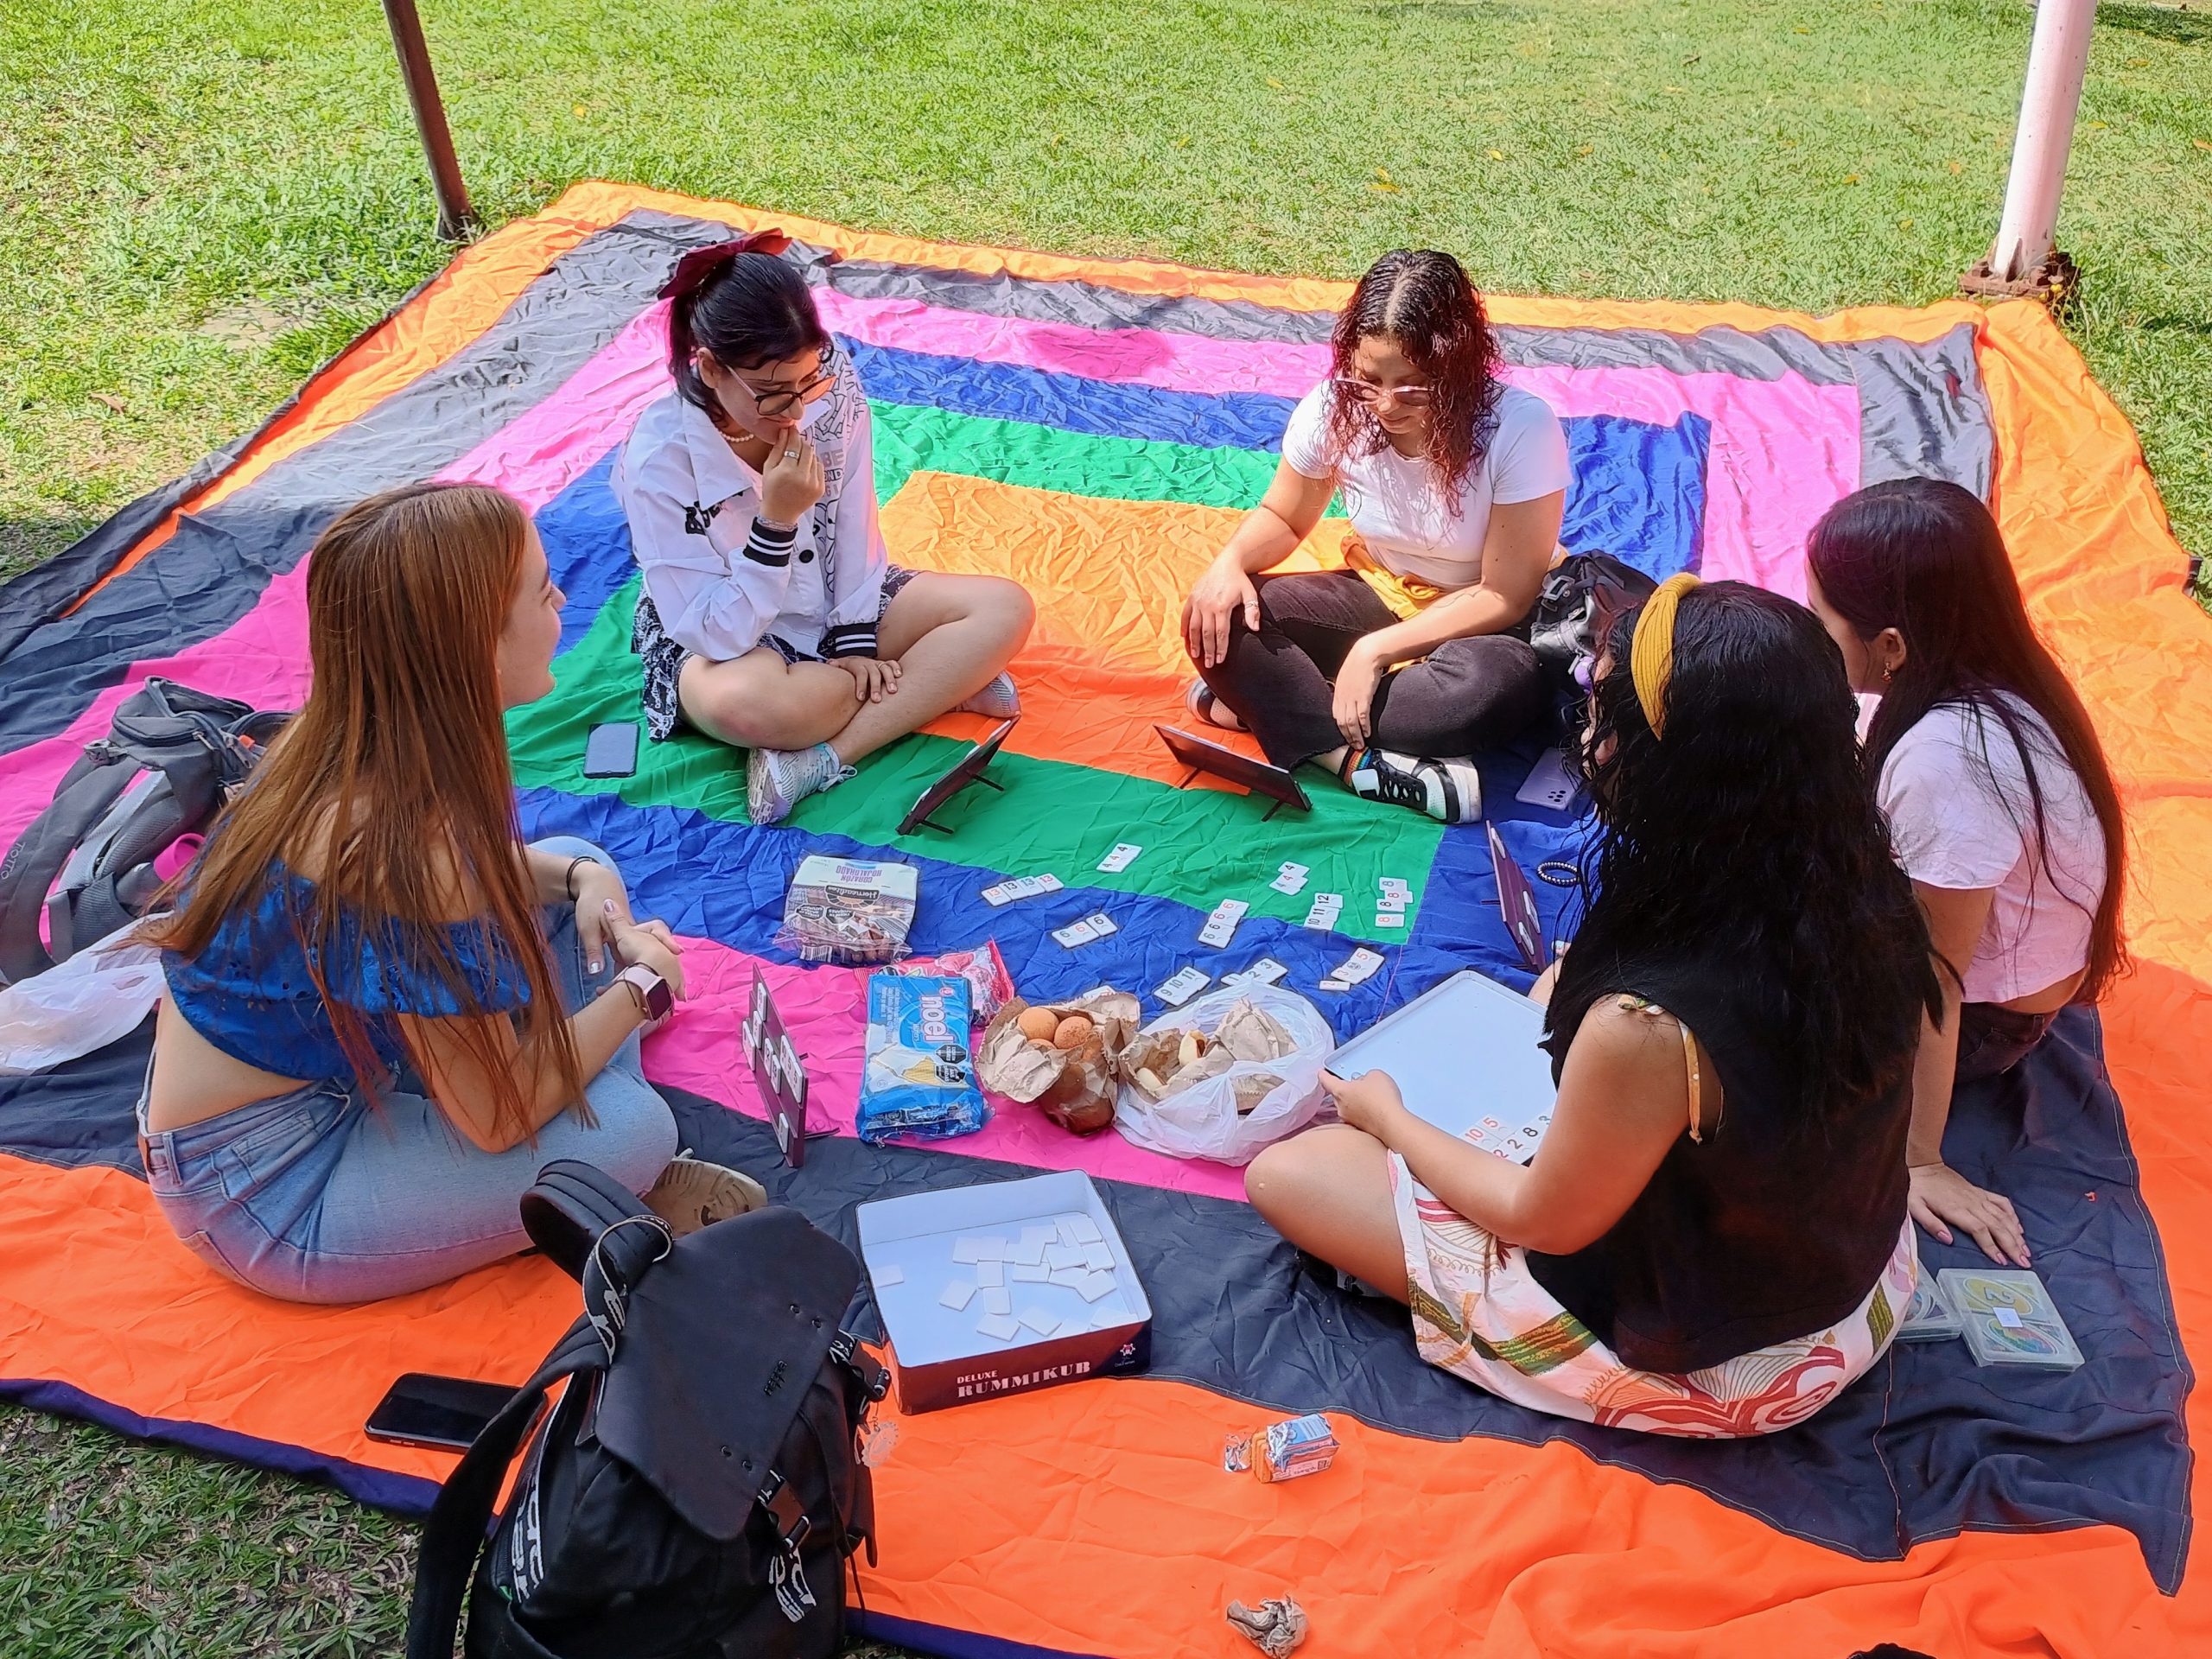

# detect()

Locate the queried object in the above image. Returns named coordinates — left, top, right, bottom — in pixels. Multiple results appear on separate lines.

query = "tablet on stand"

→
left=899, top=717, right=1020, bottom=836
left=1152, top=725, right=1312, bottom=820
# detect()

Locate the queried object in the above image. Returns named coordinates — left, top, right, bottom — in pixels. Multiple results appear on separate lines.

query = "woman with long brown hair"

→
left=1179, top=248, right=1569, bottom=823
left=1807, top=478, right=2126, bottom=1268
left=141, top=483, right=757, bottom=1304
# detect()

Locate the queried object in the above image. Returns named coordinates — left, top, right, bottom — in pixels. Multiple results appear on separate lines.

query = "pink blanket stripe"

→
left=645, top=935, right=1250, bottom=1201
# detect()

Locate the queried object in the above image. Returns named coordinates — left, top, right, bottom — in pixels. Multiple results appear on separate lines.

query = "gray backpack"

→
left=0, top=678, right=286, bottom=984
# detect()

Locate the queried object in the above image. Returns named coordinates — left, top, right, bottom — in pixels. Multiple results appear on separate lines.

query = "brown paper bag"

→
left=977, top=986, right=1140, bottom=1135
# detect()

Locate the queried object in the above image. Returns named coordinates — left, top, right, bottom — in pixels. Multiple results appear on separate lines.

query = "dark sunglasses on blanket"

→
left=1335, top=376, right=1434, bottom=408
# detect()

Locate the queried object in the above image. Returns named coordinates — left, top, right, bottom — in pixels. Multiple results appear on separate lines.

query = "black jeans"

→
left=1955, top=1001, right=2058, bottom=1084
left=1197, top=570, right=1548, bottom=769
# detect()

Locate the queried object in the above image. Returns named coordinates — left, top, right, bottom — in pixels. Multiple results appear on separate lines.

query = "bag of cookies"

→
left=976, top=986, right=1141, bottom=1135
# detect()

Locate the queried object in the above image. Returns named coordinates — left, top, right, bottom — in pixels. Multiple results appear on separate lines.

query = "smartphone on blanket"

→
left=365, top=1372, right=516, bottom=1452
left=583, top=721, right=640, bottom=779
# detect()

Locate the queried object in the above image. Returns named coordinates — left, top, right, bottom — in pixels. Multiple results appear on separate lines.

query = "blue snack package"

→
left=858, top=972, right=988, bottom=1144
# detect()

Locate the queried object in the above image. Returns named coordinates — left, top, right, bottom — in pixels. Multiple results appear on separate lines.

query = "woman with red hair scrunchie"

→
left=615, top=232, right=1033, bottom=823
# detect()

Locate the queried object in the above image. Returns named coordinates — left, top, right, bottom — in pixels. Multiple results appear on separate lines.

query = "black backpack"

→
left=1527, top=551, right=1660, bottom=732
left=404, top=1161, right=888, bottom=1659
left=0, top=677, right=287, bottom=985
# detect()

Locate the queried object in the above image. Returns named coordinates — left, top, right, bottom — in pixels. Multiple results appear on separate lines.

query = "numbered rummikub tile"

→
left=1077, top=1269, right=1120, bottom=1302
left=1009, top=1261, right=1050, bottom=1283
left=976, top=1311, right=1022, bottom=1342
left=1008, top=1233, right=1047, bottom=1264
left=1155, top=966, right=1211, bottom=1007
left=1018, top=1306, right=1059, bottom=1336
left=871, top=1262, right=905, bottom=1287
left=1046, top=1243, right=1084, bottom=1270
left=1096, top=842, right=1143, bottom=873
left=1082, top=1243, right=1114, bottom=1271
left=938, top=1279, right=976, bottom=1311
left=976, top=1261, right=1005, bottom=1288
left=1068, top=1214, right=1103, bottom=1245
left=982, top=1286, right=1012, bottom=1316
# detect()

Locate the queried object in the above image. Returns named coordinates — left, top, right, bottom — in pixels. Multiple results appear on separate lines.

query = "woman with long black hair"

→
left=1808, top=479, right=2126, bottom=1268
left=1248, top=579, right=1939, bottom=1436
left=617, top=232, right=1033, bottom=823
left=1180, top=249, right=1569, bottom=823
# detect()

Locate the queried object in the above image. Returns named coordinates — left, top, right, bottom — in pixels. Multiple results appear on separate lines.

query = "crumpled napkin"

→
left=1226, top=1596, right=1308, bottom=1657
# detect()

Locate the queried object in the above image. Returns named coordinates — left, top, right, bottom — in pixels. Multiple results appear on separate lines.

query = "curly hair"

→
left=1554, top=581, right=1941, bottom=1130
left=1323, top=249, right=1503, bottom=516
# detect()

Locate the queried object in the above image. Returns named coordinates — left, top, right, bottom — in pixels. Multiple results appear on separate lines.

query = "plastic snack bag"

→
left=1222, top=1413, right=1338, bottom=1483
left=1113, top=985, right=1332, bottom=1165
left=778, top=855, right=917, bottom=965
left=858, top=972, right=988, bottom=1144
left=887, top=940, right=1015, bottom=1024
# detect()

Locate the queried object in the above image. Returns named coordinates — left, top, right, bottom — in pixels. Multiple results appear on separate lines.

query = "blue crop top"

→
left=162, top=862, right=534, bottom=1081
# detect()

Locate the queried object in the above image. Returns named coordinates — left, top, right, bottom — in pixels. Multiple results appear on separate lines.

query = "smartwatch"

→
left=614, top=964, right=674, bottom=1023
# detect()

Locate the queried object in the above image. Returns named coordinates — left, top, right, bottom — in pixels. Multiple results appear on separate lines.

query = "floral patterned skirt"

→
left=1387, top=1154, right=1916, bottom=1438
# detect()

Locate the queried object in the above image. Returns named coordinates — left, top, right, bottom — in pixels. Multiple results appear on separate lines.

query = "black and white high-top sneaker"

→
left=1339, top=748, right=1483, bottom=824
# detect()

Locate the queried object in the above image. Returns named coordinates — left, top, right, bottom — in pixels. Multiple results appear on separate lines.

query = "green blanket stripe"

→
left=507, top=577, right=1440, bottom=924
left=868, top=400, right=1356, bottom=517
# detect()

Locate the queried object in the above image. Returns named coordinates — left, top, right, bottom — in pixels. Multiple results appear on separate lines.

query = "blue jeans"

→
left=137, top=837, right=678, bottom=1304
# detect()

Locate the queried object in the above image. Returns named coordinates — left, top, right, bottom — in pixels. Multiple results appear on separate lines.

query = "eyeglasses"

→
left=738, top=344, right=837, bottom=417
left=1335, top=376, right=1434, bottom=409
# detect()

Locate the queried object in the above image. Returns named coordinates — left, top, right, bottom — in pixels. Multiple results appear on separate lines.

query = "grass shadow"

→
left=2097, top=2, right=2212, bottom=46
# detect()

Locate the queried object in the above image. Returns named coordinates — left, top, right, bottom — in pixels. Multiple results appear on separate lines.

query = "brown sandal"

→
left=642, top=1151, right=767, bottom=1238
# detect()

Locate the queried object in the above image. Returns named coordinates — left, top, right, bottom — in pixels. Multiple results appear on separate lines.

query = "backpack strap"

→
left=405, top=1161, right=674, bottom=1659
left=402, top=1318, right=607, bottom=1659
left=0, top=757, right=143, bottom=984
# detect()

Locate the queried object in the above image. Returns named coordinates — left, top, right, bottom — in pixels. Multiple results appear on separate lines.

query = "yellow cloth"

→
left=1341, top=533, right=1450, bottom=621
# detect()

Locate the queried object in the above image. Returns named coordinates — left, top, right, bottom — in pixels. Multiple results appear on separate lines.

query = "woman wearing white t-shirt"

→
left=1807, top=479, right=2126, bottom=1268
left=1180, top=250, right=1570, bottom=823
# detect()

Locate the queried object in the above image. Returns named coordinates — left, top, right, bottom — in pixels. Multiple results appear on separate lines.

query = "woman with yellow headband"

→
left=1248, top=579, right=1942, bottom=1435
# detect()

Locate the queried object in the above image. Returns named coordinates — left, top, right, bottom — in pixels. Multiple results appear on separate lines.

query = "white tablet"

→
left=1325, top=969, right=1557, bottom=1160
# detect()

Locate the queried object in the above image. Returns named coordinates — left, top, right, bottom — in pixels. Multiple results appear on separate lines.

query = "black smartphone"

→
left=364, top=1372, right=514, bottom=1452
left=582, top=720, right=640, bottom=779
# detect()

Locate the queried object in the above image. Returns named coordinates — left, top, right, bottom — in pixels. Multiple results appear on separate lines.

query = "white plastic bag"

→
left=1112, top=984, right=1333, bottom=1166
left=0, top=921, right=165, bottom=1074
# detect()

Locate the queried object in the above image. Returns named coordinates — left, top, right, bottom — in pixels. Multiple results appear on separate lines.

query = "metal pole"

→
left=382, top=0, right=476, bottom=241
left=1988, top=0, right=2095, bottom=283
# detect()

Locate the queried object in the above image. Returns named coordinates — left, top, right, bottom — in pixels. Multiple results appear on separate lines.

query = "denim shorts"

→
left=138, top=836, right=678, bottom=1304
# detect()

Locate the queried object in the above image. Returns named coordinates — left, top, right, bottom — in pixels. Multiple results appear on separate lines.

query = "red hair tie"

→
left=658, top=230, right=793, bottom=301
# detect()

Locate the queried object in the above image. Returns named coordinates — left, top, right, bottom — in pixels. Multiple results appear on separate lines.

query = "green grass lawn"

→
left=2, top=0, right=2209, bottom=1646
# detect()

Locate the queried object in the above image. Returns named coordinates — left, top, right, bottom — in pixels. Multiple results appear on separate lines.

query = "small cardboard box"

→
left=856, top=1170, right=1152, bottom=1413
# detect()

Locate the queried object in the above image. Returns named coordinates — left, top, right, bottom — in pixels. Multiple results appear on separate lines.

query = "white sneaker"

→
left=953, top=671, right=1021, bottom=719
left=1341, top=749, right=1482, bottom=824
left=747, top=741, right=855, bottom=824
left=1184, top=677, right=1246, bottom=732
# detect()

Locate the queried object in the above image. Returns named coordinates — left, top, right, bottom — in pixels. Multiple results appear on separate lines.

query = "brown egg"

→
left=1017, top=1007, right=1060, bottom=1043
left=1052, top=1014, right=1096, bottom=1050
